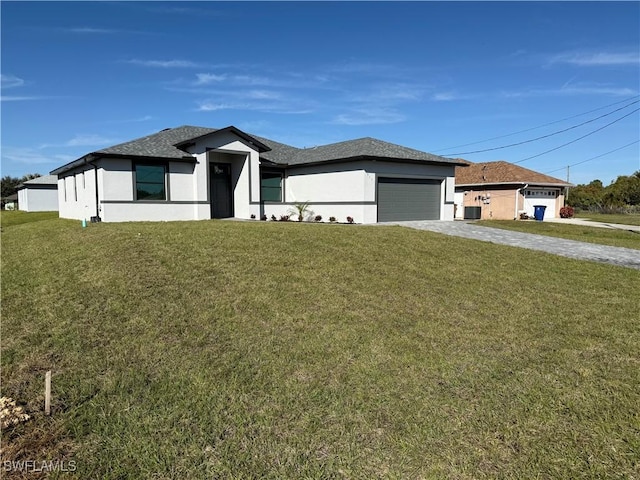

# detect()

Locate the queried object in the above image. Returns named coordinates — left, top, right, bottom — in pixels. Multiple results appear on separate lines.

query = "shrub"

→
left=329, top=216, right=336, bottom=223
left=250, top=214, right=256, bottom=219
left=314, top=215, right=322, bottom=222
left=346, top=216, right=354, bottom=224
left=279, top=215, right=290, bottom=222
left=559, top=206, right=574, bottom=218
left=261, top=215, right=267, bottom=221
left=289, top=201, right=311, bottom=222
left=270, top=214, right=277, bottom=221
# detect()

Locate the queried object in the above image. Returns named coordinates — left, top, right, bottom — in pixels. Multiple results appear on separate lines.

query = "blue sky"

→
left=1, top=1, right=639, bottom=185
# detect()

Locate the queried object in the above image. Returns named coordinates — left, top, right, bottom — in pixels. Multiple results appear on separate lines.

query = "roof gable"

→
left=51, top=125, right=464, bottom=175
left=455, top=161, right=572, bottom=186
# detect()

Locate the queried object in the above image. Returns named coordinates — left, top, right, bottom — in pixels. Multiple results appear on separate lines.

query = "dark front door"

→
left=210, top=163, right=233, bottom=218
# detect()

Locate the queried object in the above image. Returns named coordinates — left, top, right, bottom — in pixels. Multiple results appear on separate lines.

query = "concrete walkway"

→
left=379, top=220, right=640, bottom=270
left=543, top=217, right=640, bottom=232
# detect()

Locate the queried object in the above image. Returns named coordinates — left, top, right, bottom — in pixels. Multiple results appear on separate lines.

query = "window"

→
left=135, top=163, right=167, bottom=200
left=261, top=171, right=283, bottom=202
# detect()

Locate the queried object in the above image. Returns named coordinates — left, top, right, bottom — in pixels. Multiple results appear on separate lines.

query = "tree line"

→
left=567, top=171, right=640, bottom=211
left=1, top=174, right=42, bottom=198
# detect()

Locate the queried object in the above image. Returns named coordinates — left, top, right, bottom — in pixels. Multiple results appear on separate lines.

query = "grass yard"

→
left=2, top=214, right=639, bottom=479
left=1, top=210, right=59, bottom=228
left=475, top=219, right=640, bottom=250
left=574, top=212, right=640, bottom=227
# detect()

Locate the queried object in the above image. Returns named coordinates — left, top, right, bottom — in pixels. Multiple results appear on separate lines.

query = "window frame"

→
left=133, top=161, right=169, bottom=201
left=260, top=169, right=284, bottom=203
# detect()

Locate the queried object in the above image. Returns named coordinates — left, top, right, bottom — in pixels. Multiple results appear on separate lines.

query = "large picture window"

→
left=261, top=171, right=283, bottom=202
left=135, top=163, right=167, bottom=200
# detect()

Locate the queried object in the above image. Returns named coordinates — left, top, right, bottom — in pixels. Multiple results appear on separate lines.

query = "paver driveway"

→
left=379, top=221, right=640, bottom=270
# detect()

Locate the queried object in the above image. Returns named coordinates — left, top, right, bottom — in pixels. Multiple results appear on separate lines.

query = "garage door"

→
left=377, top=177, right=441, bottom=222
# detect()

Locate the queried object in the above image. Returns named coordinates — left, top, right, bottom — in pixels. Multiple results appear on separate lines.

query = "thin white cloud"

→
left=246, top=90, right=282, bottom=100
left=128, top=59, right=204, bottom=68
left=332, top=108, right=405, bottom=126
left=196, top=99, right=312, bottom=115
left=548, top=51, right=640, bottom=67
left=65, top=27, right=119, bottom=34
left=195, top=73, right=227, bottom=84
left=65, top=134, right=117, bottom=147
left=501, top=84, right=637, bottom=98
left=432, top=92, right=459, bottom=101
left=2, top=147, right=74, bottom=166
left=1, top=74, right=25, bottom=89
left=38, top=134, right=118, bottom=149
left=1, top=96, right=43, bottom=102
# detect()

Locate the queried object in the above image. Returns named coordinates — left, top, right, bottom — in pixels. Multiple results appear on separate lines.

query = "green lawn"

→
left=475, top=219, right=640, bottom=250
left=2, top=214, right=639, bottom=479
left=575, top=212, right=640, bottom=226
left=0, top=210, right=58, bottom=227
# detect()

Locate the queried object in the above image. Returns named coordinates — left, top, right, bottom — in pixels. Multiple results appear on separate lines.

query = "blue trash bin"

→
left=533, top=205, right=547, bottom=221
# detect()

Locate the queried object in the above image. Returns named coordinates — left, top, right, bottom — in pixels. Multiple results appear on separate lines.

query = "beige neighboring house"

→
left=454, top=161, right=572, bottom=220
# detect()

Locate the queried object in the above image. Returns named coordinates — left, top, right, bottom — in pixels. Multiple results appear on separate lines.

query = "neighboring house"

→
left=2, top=193, right=18, bottom=210
left=50, top=125, right=467, bottom=223
left=454, top=161, right=572, bottom=220
left=16, top=175, right=59, bottom=212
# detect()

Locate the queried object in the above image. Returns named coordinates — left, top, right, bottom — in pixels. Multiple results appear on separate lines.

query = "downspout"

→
left=88, top=159, right=101, bottom=221
left=515, top=184, right=528, bottom=220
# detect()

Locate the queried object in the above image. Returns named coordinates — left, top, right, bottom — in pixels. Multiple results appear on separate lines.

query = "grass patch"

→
left=2, top=218, right=639, bottom=478
left=475, top=219, right=640, bottom=250
left=574, top=212, right=640, bottom=226
left=0, top=210, right=59, bottom=228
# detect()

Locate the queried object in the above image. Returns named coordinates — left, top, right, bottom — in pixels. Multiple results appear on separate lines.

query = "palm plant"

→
left=289, top=201, right=311, bottom=222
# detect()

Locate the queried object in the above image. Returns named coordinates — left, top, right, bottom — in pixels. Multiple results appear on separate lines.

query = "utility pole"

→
left=565, top=165, right=570, bottom=206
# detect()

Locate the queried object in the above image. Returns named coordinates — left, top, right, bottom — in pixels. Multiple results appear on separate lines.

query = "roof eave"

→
left=175, top=126, right=272, bottom=153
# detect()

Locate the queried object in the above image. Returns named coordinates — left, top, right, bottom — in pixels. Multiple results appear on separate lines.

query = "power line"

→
left=543, top=140, right=640, bottom=175
left=434, top=94, right=640, bottom=153
left=441, top=99, right=639, bottom=156
left=512, top=107, right=639, bottom=165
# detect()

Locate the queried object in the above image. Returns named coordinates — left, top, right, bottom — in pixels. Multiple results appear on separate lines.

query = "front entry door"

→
left=210, top=163, right=233, bottom=218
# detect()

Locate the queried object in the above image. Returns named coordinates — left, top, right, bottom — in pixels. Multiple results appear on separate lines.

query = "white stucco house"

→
left=17, top=175, right=59, bottom=212
left=51, top=125, right=467, bottom=224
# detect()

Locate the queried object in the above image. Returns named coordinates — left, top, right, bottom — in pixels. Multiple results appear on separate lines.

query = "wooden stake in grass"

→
left=45, top=370, right=51, bottom=415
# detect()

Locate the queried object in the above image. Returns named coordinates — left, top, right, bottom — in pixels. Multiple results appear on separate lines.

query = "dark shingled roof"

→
left=98, top=126, right=216, bottom=159
left=52, top=125, right=464, bottom=175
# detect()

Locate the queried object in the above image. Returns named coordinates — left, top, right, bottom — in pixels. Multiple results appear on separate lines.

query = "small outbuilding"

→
left=454, top=161, right=572, bottom=220
left=17, top=175, right=59, bottom=212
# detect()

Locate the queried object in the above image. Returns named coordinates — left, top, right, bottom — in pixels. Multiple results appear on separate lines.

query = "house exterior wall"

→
left=56, top=131, right=458, bottom=224
left=17, top=185, right=58, bottom=212
left=58, top=167, right=98, bottom=220
left=455, top=185, right=565, bottom=220
left=263, top=160, right=456, bottom=224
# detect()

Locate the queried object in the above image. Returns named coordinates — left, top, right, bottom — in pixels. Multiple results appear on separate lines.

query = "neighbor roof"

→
left=455, top=161, right=572, bottom=187
left=18, top=174, right=59, bottom=187
left=52, top=125, right=465, bottom=175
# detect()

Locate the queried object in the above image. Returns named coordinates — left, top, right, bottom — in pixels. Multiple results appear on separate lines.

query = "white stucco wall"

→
left=58, top=168, right=98, bottom=220
left=18, top=184, right=58, bottom=212
left=263, top=160, right=456, bottom=224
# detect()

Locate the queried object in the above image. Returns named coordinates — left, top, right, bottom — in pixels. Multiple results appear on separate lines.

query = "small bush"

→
left=329, top=216, right=336, bottom=223
left=346, top=216, right=354, bottom=224
left=279, top=215, right=290, bottom=222
left=314, top=215, right=322, bottom=222
left=270, top=214, right=277, bottom=221
left=261, top=215, right=267, bottom=221
left=559, top=206, right=574, bottom=218
left=250, top=214, right=256, bottom=219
